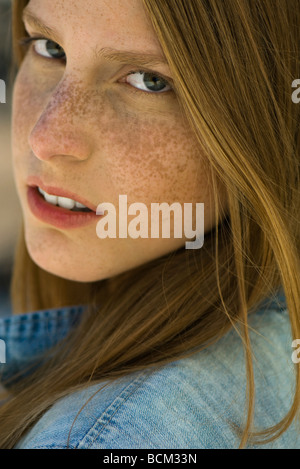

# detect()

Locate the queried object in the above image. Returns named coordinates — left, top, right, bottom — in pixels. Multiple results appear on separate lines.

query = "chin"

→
left=24, top=237, right=131, bottom=284
left=28, top=251, right=113, bottom=282
left=24, top=229, right=103, bottom=282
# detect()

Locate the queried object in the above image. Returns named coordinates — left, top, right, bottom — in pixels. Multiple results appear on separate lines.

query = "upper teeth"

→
left=38, top=187, right=88, bottom=210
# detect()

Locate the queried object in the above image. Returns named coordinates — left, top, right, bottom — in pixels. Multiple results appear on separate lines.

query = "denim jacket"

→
left=0, top=290, right=299, bottom=449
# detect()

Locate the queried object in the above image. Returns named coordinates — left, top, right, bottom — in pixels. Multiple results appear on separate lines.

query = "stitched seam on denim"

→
left=76, top=369, right=156, bottom=449
left=0, top=305, right=84, bottom=339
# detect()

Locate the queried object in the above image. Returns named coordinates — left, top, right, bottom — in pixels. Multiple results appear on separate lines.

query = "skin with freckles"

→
left=12, top=0, right=227, bottom=282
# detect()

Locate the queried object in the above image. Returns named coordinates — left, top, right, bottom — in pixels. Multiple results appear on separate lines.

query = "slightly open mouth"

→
left=36, top=186, right=93, bottom=213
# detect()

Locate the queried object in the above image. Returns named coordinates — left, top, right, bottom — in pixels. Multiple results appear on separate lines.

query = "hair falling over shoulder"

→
left=0, top=0, right=299, bottom=449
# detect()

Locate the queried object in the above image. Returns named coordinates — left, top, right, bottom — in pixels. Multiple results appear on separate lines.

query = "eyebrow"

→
left=22, top=8, right=169, bottom=69
left=22, top=9, right=61, bottom=43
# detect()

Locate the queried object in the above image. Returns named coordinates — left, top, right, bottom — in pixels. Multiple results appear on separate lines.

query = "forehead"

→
left=24, top=0, right=165, bottom=56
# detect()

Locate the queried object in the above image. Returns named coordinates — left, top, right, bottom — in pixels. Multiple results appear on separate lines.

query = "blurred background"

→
left=0, top=0, right=22, bottom=316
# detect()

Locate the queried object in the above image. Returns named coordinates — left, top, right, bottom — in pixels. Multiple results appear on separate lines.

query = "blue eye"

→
left=20, top=37, right=66, bottom=60
left=126, top=71, right=172, bottom=93
left=33, top=39, right=66, bottom=59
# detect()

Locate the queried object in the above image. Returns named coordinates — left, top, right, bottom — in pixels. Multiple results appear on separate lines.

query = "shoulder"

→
left=16, top=298, right=300, bottom=449
left=16, top=361, right=244, bottom=449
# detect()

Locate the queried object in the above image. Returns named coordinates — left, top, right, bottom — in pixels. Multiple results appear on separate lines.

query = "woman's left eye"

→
left=124, top=71, right=172, bottom=93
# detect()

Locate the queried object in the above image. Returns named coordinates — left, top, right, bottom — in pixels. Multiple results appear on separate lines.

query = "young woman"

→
left=0, top=0, right=299, bottom=449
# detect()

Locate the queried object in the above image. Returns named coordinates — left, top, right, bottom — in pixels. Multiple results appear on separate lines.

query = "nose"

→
left=28, top=79, right=93, bottom=162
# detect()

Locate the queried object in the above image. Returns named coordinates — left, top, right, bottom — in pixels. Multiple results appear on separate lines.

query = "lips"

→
left=26, top=177, right=99, bottom=229
left=27, top=176, right=97, bottom=212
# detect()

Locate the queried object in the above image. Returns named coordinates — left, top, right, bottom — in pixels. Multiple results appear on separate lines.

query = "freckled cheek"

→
left=12, top=65, right=48, bottom=154
left=99, top=115, right=209, bottom=204
left=11, top=76, right=34, bottom=188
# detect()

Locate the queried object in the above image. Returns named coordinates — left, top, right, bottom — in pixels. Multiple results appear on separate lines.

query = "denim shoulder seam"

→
left=75, top=369, right=157, bottom=449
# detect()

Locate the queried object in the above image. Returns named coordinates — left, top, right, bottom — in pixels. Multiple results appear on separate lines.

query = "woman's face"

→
left=12, top=0, right=226, bottom=282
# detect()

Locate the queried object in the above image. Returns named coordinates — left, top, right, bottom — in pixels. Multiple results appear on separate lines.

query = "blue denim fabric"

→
left=0, top=290, right=299, bottom=449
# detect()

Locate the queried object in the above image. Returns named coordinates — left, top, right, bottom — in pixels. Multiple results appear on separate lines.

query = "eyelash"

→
left=18, top=36, right=173, bottom=97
